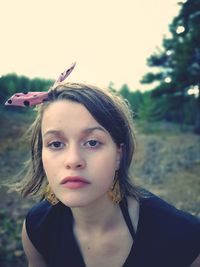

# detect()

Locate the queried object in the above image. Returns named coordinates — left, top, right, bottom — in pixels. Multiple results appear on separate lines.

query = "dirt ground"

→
left=132, top=131, right=200, bottom=217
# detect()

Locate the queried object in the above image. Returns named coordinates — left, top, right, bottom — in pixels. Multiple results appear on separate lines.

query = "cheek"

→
left=42, top=151, right=47, bottom=168
left=42, top=151, right=54, bottom=177
left=93, top=152, right=117, bottom=181
left=93, top=164, right=116, bottom=195
left=42, top=153, right=58, bottom=189
left=101, top=149, right=120, bottom=171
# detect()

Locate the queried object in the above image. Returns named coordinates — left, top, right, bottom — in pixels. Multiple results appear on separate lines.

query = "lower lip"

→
left=61, top=181, right=89, bottom=189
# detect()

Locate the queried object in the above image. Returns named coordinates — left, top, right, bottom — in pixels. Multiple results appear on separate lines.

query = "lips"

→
left=61, top=176, right=90, bottom=184
left=60, top=176, right=90, bottom=189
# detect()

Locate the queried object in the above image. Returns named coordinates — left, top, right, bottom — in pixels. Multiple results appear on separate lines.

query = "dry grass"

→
left=132, top=126, right=200, bottom=217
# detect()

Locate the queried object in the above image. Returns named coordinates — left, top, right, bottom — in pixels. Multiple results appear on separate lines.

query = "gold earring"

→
left=44, top=184, right=59, bottom=205
left=108, top=172, right=123, bottom=204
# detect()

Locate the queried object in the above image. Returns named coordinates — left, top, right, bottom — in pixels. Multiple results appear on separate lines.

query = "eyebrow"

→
left=83, top=126, right=107, bottom=134
left=43, top=126, right=107, bottom=138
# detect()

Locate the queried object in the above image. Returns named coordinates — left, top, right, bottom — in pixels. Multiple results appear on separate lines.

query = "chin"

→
left=59, top=196, right=92, bottom=208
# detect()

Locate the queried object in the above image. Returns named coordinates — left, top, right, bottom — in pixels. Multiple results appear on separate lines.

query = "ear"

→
left=116, top=143, right=123, bottom=170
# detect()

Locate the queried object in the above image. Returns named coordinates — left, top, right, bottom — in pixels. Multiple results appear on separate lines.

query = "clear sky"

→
left=0, top=0, right=182, bottom=91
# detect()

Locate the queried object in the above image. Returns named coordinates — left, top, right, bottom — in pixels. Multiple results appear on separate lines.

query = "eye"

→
left=47, top=141, right=65, bottom=150
left=84, top=140, right=102, bottom=148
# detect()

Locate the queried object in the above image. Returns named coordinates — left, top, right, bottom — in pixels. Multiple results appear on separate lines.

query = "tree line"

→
left=113, top=83, right=197, bottom=130
left=0, top=72, right=198, bottom=133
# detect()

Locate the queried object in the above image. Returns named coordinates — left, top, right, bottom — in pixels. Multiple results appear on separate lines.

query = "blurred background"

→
left=0, top=0, right=200, bottom=266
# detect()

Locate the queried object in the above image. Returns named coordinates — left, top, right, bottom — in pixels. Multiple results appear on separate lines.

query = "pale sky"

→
left=0, top=0, right=182, bottom=91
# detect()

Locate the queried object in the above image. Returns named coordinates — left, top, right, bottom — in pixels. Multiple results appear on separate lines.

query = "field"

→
left=0, top=109, right=200, bottom=267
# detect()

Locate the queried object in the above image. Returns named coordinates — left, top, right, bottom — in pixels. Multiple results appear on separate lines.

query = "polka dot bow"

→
left=5, top=62, right=76, bottom=107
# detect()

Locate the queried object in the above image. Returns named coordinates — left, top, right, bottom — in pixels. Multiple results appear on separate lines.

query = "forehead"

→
left=41, top=100, right=105, bottom=134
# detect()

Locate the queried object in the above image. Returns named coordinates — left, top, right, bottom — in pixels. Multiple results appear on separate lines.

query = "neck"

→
left=71, top=196, right=122, bottom=233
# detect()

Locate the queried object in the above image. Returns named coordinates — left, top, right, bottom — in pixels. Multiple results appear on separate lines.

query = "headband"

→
left=4, top=62, right=76, bottom=107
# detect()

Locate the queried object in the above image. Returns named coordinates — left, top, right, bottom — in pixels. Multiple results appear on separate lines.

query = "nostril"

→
left=64, top=157, right=85, bottom=169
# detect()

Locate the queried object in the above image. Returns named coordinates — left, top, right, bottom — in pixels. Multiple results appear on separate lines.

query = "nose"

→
left=64, top=145, right=86, bottom=170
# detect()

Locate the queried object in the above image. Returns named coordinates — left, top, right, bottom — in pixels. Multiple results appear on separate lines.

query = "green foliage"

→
left=140, top=72, right=163, bottom=84
left=116, top=82, right=197, bottom=126
left=138, top=92, right=166, bottom=121
left=119, top=84, right=143, bottom=117
left=184, top=95, right=196, bottom=124
left=140, top=0, right=200, bottom=133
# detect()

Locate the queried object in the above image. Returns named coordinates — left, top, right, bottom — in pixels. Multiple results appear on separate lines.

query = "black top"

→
left=26, top=192, right=200, bottom=267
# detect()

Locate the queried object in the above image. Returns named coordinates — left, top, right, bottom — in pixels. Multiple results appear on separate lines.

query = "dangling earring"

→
left=44, top=184, right=59, bottom=205
left=108, top=172, right=123, bottom=204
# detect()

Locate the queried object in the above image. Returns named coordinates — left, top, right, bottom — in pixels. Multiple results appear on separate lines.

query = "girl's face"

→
left=41, top=100, right=122, bottom=207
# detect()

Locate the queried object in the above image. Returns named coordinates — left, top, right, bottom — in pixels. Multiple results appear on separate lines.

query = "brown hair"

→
left=20, top=83, right=141, bottom=200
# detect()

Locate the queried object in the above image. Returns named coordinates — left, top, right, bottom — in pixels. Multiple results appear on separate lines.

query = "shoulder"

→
left=22, top=221, right=48, bottom=267
left=26, top=199, right=58, bottom=222
left=140, top=191, right=200, bottom=234
left=26, top=200, right=71, bottom=224
left=26, top=200, right=59, bottom=235
left=138, top=191, right=200, bottom=265
left=25, top=201, right=72, bottom=256
left=26, top=199, right=52, bottom=218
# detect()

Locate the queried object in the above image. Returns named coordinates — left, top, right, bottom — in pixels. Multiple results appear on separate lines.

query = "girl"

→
left=5, top=65, right=200, bottom=267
